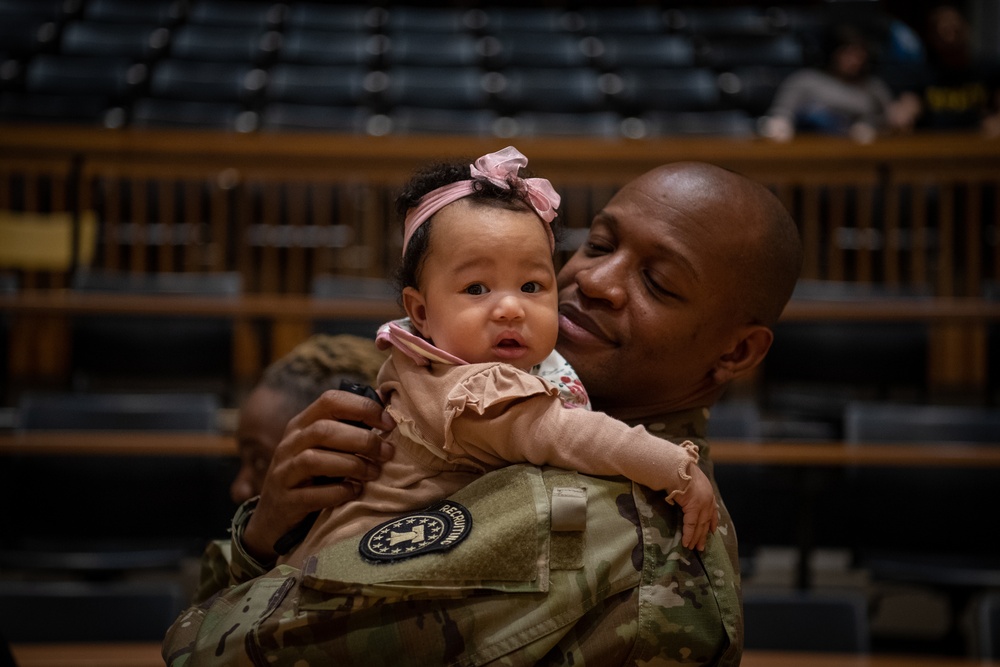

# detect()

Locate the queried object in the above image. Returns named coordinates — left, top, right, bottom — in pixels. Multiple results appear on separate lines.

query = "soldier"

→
left=164, top=161, right=803, bottom=666
left=194, top=333, right=388, bottom=605
left=227, top=333, right=388, bottom=507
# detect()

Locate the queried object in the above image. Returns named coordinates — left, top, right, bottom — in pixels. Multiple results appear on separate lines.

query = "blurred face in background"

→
left=927, top=5, right=971, bottom=67
left=230, top=385, right=297, bottom=504
left=831, top=42, right=870, bottom=81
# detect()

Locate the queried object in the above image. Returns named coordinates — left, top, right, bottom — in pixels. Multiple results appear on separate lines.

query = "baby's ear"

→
left=402, top=286, right=429, bottom=336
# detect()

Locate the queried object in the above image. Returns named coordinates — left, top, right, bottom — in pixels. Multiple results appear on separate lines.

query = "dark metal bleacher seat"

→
left=743, top=590, right=870, bottom=652
left=147, top=58, right=265, bottom=103
left=502, top=111, right=621, bottom=138
left=72, top=268, right=241, bottom=294
left=17, top=391, right=220, bottom=432
left=390, top=106, right=496, bottom=136
left=384, top=32, right=481, bottom=68
left=279, top=29, right=384, bottom=66
left=843, top=400, right=1000, bottom=653
left=986, top=281, right=1000, bottom=404
left=0, top=628, right=13, bottom=667
left=69, top=270, right=242, bottom=393
left=1, top=389, right=236, bottom=575
left=717, top=65, right=796, bottom=117
left=170, top=23, right=280, bottom=64
left=284, top=4, right=384, bottom=32
left=762, top=280, right=933, bottom=432
left=481, top=8, right=581, bottom=34
left=579, top=7, right=664, bottom=35
left=186, top=0, right=285, bottom=29
left=24, top=53, right=146, bottom=100
left=0, top=91, right=112, bottom=124
left=495, top=67, right=605, bottom=114
left=7, top=52, right=143, bottom=124
left=131, top=97, right=254, bottom=130
left=699, top=34, right=805, bottom=70
left=665, top=6, right=779, bottom=37
left=383, top=7, right=478, bottom=33
left=976, top=592, right=1000, bottom=659
left=596, top=35, right=696, bottom=70
left=707, top=398, right=785, bottom=563
left=0, top=274, right=15, bottom=405
left=614, top=67, right=720, bottom=114
left=641, top=109, right=755, bottom=137
left=843, top=400, right=1000, bottom=555
left=1, top=7, right=43, bottom=51
left=259, top=102, right=371, bottom=133
left=706, top=400, right=764, bottom=441
left=780, top=2, right=888, bottom=43
left=81, top=0, right=185, bottom=25
left=382, top=66, right=489, bottom=111
left=0, top=580, right=185, bottom=642
left=488, top=33, right=590, bottom=69
left=774, top=5, right=829, bottom=37
left=876, top=60, right=931, bottom=96
left=266, top=63, right=367, bottom=106
left=845, top=401, right=1000, bottom=444
left=0, top=9, right=60, bottom=57
left=59, top=20, right=170, bottom=60
left=311, top=274, right=396, bottom=339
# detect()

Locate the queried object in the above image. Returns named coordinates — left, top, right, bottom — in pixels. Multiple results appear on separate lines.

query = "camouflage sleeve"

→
left=184, top=499, right=272, bottom=608
left=228, top=496, right=274, bottom=584
left=163, top=465, right=736, bottom=666
left=190, top=539, right=232, bottom=605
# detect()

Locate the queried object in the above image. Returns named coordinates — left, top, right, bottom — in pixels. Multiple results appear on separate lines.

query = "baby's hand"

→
left=673, top=465, right=718, bottom=551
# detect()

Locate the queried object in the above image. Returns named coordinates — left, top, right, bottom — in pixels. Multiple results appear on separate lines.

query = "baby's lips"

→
left=493, top=330, right=526, bottom=347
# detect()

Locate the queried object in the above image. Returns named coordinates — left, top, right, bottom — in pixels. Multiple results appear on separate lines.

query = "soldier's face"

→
left=231, top=385, right=295, bottom=504
left=556, top=167, right=744, bottom=419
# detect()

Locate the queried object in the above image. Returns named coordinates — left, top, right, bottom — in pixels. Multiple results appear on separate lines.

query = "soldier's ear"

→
left=711, top=324, right=772, bottom=385
left=402, top=287, right=429, bottom=337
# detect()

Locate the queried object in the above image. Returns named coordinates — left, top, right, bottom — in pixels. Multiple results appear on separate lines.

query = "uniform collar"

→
left=622, top=406, right=708, bottom=441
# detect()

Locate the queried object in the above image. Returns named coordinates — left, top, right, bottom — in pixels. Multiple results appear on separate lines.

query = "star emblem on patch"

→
left=359, top=500, right=472, bottom=563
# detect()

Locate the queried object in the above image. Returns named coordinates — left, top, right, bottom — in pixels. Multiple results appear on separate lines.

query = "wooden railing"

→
left=2, top=124, right=999, bottom=295
left=2, top=289, right=998, bottom=395
left=2, top=125, right=999, bottom=396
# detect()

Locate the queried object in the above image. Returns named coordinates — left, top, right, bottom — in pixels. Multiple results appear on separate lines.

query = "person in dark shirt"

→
left=894, top=4, right=1000, bottom=135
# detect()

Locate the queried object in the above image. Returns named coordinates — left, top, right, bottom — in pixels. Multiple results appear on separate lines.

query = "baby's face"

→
left=404, top=199, right=559, bottom=372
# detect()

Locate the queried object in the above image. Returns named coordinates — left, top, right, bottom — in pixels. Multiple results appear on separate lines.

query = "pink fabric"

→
left=376, top=319, right=467, bottom=367
left=401, top=146, right=561, bottom=255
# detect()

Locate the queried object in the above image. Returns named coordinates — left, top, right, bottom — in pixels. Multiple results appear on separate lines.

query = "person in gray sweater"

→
left=761, top=24, right=908, bottom=143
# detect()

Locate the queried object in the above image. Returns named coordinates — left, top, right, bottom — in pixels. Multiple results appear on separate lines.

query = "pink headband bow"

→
left=401, top=146, right=561, bottom=256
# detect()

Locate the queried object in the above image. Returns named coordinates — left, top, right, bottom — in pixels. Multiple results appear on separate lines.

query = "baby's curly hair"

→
left=393, top=157, right=558, bottom=297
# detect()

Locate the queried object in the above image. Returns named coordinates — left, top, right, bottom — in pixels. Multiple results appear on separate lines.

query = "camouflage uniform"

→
left=163, top=407, right=742, bottom=666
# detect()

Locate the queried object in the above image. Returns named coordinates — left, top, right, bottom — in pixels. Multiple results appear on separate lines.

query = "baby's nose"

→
left=493, top=294, right=525, bottom=319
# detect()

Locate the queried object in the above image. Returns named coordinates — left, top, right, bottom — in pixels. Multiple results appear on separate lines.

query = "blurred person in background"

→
left=761, top=24, right=911, bottom=143
left=892, top=3, right=1000, bottom=136
left=194, top=333, right=387, bottom=602
left=229, top=333, right=387, bottom=505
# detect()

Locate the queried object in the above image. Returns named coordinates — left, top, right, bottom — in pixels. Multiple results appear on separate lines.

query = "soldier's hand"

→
left=242, top=389, right=395, bottom=564
left=673, top=465, right=719, bottom=552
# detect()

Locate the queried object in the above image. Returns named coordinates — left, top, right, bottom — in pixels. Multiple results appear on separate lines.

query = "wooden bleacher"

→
left=2, top=126, right=998, bottom=398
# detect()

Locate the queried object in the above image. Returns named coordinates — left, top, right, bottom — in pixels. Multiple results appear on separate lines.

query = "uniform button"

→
left=647, top=423, right=666, bottom=432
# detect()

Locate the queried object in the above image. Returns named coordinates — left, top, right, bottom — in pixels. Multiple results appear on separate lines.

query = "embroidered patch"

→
left=359, top=500, right=472, bottom=563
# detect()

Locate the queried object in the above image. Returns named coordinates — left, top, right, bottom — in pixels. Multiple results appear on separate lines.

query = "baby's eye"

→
left=521, top=281, right=542, bottom=293
left=465, top=284, right=487, bottom=295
